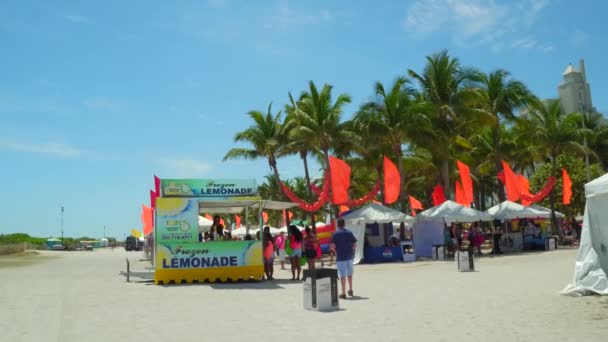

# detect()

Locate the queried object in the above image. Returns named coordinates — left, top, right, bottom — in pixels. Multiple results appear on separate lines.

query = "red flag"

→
left=205, top=213, right=213, bottom=221
left=262, top=211, right=268, bottom=224
left=455, top=181, right=468, bottom=206
left=432, top=184, right=446, bottom=206
left=235, top=214, right=241, bottom=227
left=518, top=175, right=532, bottom=206
left=329, top=156, right=351, bottom=204
left=154, top=175, right=161, bottom=196
left=339, top=205, right=350, bottom=213
left=456, top=160, right=473, bottom=205
left=142, top=205, right=153, bottom=236
left=501, top=161, right=521, bottom=202
left=288, top=210, right=294, bottom=220
left=220, top=218, right=225, bottom=226
left=562, top=168, right=572, bottom=205
left=383, top=156, right=401, bottom=204
left=150, top=190, right=157, bottom=209
left=408, top=195, right=423, bottom=216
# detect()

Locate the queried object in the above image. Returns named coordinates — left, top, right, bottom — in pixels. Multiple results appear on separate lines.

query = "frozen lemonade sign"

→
left=155, top=198, right=199, bottom=244
left=161, top=179, right=256, bottom=198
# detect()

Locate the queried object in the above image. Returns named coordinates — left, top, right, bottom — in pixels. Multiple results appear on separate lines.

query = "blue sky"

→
left=1, top=0, right=606, bottom=239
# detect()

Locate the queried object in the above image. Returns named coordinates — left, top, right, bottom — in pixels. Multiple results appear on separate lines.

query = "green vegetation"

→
left=221, top=49, right=607, bottom=228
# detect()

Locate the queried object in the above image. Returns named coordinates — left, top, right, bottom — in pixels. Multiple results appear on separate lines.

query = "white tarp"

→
left=341, top=203, right=410, bottom=264
left=416, top=200, right=494, bottom=224
left=198, top=216, right=213, bottom=230
left=561, top=173, right=608, bottom=296
left=528, top=204, right=565, bottom=219
left=486, top=201, right=551, bottom=220
left=231, top=226, right=258, bottom=238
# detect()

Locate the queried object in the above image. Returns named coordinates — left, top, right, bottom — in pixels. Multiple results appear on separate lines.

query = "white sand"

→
left=1, top=248, right=607, bottom=342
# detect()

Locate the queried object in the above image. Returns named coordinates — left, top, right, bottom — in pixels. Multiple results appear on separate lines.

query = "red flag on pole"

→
left=432, top=184, right=446, bottom=206
left=408, top=195, right=423, bottom=216
left=518, top=175, right=532, bottom=206
left=339, top=205, right=350, bottom=213
left=383, top=156, right=401, bottom=204
left=562, top=168, right=572, bottom=205
left=142, top=205, right=153, bottom=236
left=288, top=210, right=294, bottom=220
left=456, top=160, right=473, bottom=205
left=154, top=175, right=161, bottom=196
left=329, top=156, right=351, bottom=204
left=455, top=181, right=468, bottom=206
left=205, top=213, right=213, bottom=221
left=501, top=161, right=521, bottom=202
left=150, top=190, right=157, bottom=209
left=220, top=218, right=225, bottom=226
left=235, top=214, right=241, bottom=227
left=262, top=211, right=269, bottom=224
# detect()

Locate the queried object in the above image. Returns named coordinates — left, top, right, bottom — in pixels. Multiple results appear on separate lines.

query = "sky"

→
left=1, top=0, right=606, bottom=239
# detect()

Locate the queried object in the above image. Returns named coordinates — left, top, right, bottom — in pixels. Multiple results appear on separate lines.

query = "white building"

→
left=558, top=59, right=596, bottom=115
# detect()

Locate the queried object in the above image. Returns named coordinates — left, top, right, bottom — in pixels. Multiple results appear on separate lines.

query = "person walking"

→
left=288, top=225, right=303, bottom=280
left=330, top=219, right=357, bottom=299
left=304, top=226, right=317, bottom=270
left=275, top=231, right=287, bottom=270
left=262, top=226, right=275, bottom=280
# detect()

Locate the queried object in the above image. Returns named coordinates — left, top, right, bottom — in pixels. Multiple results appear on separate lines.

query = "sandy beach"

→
left=1, top=248, right=606, bottom=342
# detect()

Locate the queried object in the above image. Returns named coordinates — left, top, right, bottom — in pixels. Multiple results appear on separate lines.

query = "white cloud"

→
left=0, top=138, right=81, bottom=157
left=571, top=28, right=589, bottom=47
left=207, top=0, right=228, bottom=8
left=266, top=2, right=354, bottom=30
left=403, top=0, right=554, bottom=52
left=64, top=14, right=90, bottom=24
left=158, top=157, right=212, bottom=177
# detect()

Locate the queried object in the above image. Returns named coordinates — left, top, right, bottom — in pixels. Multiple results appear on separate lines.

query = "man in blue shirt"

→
left=331, top=218, right=357, bottom=298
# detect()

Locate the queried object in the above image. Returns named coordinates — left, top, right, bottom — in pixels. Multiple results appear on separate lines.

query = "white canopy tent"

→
left=562, top=173, right=608, bottom=296
left=416, top=200, right=495, bottom=224
left=414, top=200, right=494, bottom=257
left=340, top=203, right=410, bottom=264
left=198, top=215, right=214, bottom=232
left=486, top=201, right=551, bottom=220
left=528, top=204, right=566, bottom=219
left=232, top=226, right=258, bottom=238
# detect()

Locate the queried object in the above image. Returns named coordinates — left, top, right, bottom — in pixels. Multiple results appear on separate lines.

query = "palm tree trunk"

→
left=323, top=148, right=336, bottom=219
left=376, top=165, right=384, bottom=204
left=300, top=150, right=316, bottom=232
left=494, top=126, right=506, bottom=202
left=396, top=147, right=408, bottom=212
left=549, top=155, right=561, bottom=239
left=441, top=159, right=450, bottom=200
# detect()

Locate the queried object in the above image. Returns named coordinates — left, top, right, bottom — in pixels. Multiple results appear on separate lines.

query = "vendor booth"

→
left=414, top=200, right=494, bottom=258
left=562, top=173, right=608, bottom=296
left=154, top=178, right=297, bottom=284
left=486, top=201, right=554, bottom=252
left=340, top=203, right=413, bottom=264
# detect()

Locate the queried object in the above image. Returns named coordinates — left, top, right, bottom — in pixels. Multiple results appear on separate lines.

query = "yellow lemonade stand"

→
left=154, top=178, right=296, bottom=284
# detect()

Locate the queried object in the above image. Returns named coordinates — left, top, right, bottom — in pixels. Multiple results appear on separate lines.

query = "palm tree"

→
left=223, top=103, right=290, bottom=197
left=284, top=93, right=322, bottom=228
left=408, top=50, right=479, bottom=194
left=291, top=81, right=352, bottom=210
left=473, top=70, right=534, bottom=201
left=526, top=99, right=590, bottom=234
left=357, top=77, right=430, bottom=210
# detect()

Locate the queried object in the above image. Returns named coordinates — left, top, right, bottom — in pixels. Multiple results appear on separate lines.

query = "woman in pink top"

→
left=275, top=231, right=287, bottom=270
left=289, top=225, right=303, bottom=280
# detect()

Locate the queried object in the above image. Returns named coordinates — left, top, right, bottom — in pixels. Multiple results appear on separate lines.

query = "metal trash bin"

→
left=455, top=250, right=474, bottom=272
left=302, top=268, right=339, bottom=311
left=545, top=237, right=557, bottom=251
left=432, top=244, right=446, bottom=260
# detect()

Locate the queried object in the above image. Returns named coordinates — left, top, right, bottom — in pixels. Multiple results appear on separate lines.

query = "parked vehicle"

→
left=125, top=236, right=142, bottom=251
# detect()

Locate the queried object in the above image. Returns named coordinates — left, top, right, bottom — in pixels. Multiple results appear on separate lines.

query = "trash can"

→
left=401, top=242, right=416, bottom=262
left=455, top=250, right=474, bottom=272
left=302, top=268, right=339, bottom=311
left=545, top=237, right=557, bottom=251
left=432, top=244, right=446, bottom=260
